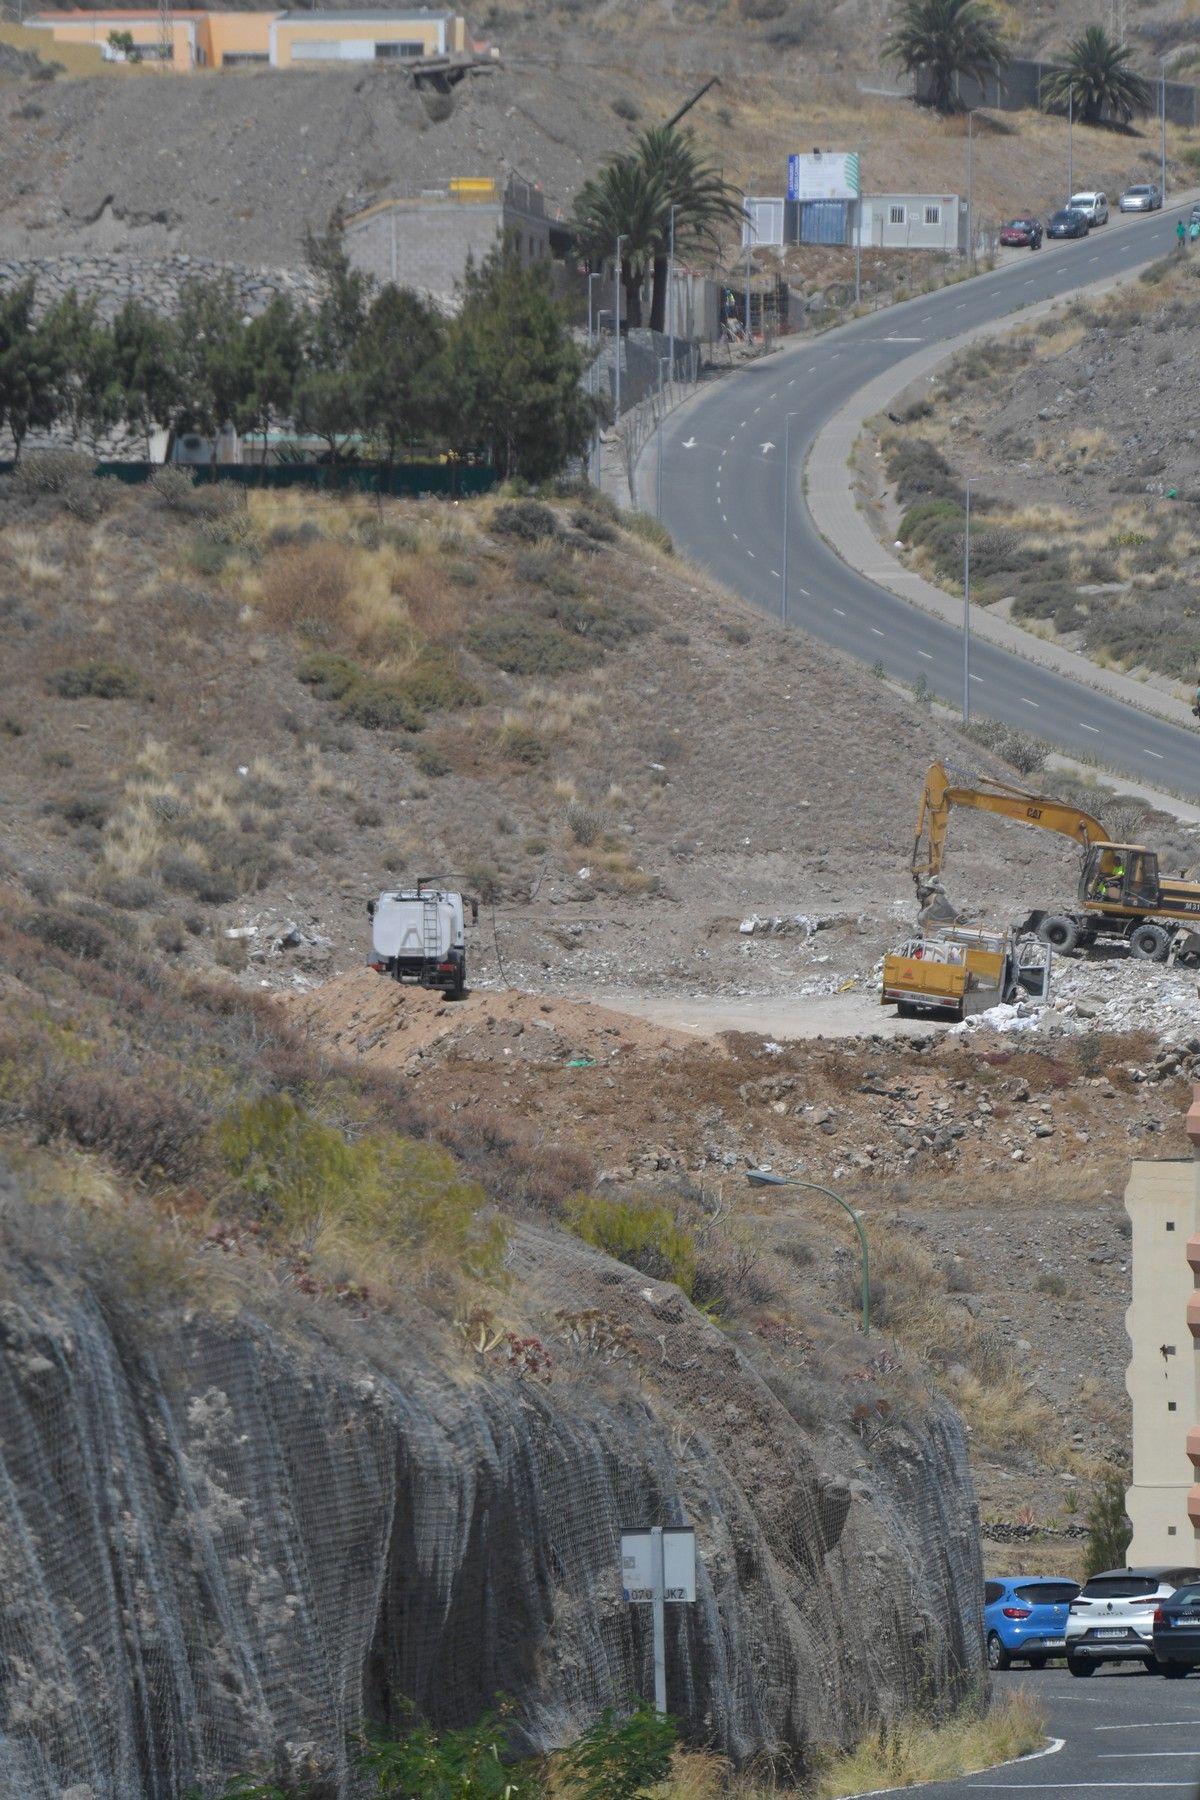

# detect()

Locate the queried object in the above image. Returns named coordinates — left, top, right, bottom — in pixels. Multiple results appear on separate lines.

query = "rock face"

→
left=0, top=1214, right=983, bottom=1799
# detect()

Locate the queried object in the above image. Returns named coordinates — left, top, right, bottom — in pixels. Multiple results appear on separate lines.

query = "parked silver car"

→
left=1120, top=183, right=1163, bottom=212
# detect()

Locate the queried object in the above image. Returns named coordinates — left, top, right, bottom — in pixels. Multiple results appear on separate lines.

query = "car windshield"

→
left=1049, top=212, right=1073, bottom=224
left=1126, top=186, right=1151, bottom=196
left=1068, top=195, right=1094, bottom=206
left=1017, top=1581, right=1078, bottom=1605
left=1081, top=1575, right=1157, bottom=1598
left=1007, top=219, right=1033, bottom=228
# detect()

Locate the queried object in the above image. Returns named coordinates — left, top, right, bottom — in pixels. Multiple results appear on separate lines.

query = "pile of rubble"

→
left=957, top=953, right=1199, bottom=1044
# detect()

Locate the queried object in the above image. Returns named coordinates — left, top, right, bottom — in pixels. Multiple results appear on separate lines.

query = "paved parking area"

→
left=892, top=1665, right=1200, bottom=1797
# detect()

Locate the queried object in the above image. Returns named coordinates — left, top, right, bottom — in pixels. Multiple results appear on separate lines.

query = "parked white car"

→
left=1065, top=1566, right=1200, bottom=1675
left=1067, top=190, right=1109, bottom=225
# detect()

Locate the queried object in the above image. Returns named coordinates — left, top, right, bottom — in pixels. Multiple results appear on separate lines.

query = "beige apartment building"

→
left=1125, top=1088, right=1200, bottom=1558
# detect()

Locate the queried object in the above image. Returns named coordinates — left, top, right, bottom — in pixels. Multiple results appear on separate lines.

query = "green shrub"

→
left=568, top=1195, right=696, bottom=1295
left=1084, top=1472, right=1132, bottom=1578
left=571, top=507, right=618, bottom=543
left=491, top=499, right=560, bottom=542
left=358, top=1709, right=526, bottom=1800
left=159, top=853, right=238, bottom=905
left=414, top=742, right=451, bottom=777
left=558, top=1702, right=676, bottom=1800
left=297, top=653, right=423, bottom=731
left=533, top=589, right=650, bottom=648
left=397, top=650, right=483, bottom=713
left=468, top=613, right=595, bottom=675
left=960, top=718, right=1047, bottom=776
left=500, top=720, right=548, bottom=764
left=47, top=661, right=143, bottom=700
left=885, top=437, right=963, bottom=507
left=623, top=510, right=673, bottom=554
left=23, top=907, right=112, bottom=962
left=515, top=546, right=583, bottom=596
left=218, top=1093, right=506, bottom=1278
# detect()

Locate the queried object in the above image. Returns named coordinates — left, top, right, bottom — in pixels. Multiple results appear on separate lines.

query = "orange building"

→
left=24, top=7, right=466, bottom=72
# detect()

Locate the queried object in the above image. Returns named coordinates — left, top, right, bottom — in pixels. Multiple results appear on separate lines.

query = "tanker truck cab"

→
left=367, top=881, right=478, bottom=999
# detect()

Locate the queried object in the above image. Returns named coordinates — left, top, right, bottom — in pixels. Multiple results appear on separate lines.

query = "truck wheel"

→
left=1130, top=923, right=1170, bottom=963
left=1037, top=915, right=1079, bottom=953
left=449, top=961, right=466, bottom=1001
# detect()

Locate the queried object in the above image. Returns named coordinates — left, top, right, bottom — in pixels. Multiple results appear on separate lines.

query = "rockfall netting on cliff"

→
left=0, top=1196, right=983, bottom=1799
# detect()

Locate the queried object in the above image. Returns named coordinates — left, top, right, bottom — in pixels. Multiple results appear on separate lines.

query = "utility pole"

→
left=1067, top=83, right=1073, bottom=200
left=854, top=145, right=862, bottom=306
left=963, top=477, right=977, bottom=725
left=614, top=233, right=625, bottom=425
left=744, top=180, right=753, bottom=342
left=1162, top=59, right=1168, bottom=202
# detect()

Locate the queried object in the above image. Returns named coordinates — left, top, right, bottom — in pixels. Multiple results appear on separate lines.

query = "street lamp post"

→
left=744, top=184, right=754, bottom=343
left=594, top=307, right=612, bottom=490
left=587, top=272, right=603, bottom=486
left=614, top=233, right=625, bottom=424
left=965, top=109, right=974, bottom=271
left=963, top=475, right=978, bottom=725
left=854, top=143, right=863, bottom=307
left=666, top=203, right=677, bottom=388
left=780, top=410, right=799, bottom=626
left=747, top=1170, right=870, bottom=1335
left=655, top=356, right=669, bottom=519
left=1162, top=59, right=1168, bottom=204
left=1067, top=82, right=1074, bottom=201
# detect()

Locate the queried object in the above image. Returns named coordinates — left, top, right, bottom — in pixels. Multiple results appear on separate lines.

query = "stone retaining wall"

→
left=0, top=252, right=316, bottom=321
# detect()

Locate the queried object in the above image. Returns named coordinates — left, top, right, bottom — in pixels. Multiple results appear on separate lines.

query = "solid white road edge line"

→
left=837, top=1733, right=1066, bottom=1799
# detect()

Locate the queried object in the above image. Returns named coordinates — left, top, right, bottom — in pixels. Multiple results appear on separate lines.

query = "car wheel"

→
left=1162, top=1663, right=1188, bottom=1679
left=1067, top=1654, right=1095, bottom=1678
left=987, top=1632, right=1011, bottom=1672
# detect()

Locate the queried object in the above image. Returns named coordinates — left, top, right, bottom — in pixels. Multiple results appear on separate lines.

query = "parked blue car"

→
left=984, top=1575, right=1080, bottom=1669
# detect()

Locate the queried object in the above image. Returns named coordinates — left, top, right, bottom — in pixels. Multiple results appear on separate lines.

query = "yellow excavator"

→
left=911, top=760, right=1200, bottom=963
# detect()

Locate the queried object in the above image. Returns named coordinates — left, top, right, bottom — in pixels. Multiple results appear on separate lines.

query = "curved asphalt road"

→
left=659, top=206, right=1200, bottom=788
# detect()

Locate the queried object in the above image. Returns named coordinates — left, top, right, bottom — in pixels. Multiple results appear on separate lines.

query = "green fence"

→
left=0, top=461, right=498, bottom=497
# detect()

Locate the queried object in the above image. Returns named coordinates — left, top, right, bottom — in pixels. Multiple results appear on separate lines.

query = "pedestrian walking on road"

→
left=1189, top=219, right=1199, bottom=244
left=1179, top=218, right=1188, bottom=249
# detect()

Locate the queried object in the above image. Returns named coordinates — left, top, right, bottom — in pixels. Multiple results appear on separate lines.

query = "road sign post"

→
left=620, top=1525, right=696, bottom=1715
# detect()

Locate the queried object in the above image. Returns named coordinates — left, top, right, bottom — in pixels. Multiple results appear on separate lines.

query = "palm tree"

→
left=1043, top=26, right=1150, bottom=126
left=634, top=126, right=745, bottom=332
left=571, top=156, right=665, bottom=329
left=883, top=0, right=1007, bottom=113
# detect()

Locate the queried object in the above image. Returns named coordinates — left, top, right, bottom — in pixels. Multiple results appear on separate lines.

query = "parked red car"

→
left=1000, top=216, right=1043, bottom=249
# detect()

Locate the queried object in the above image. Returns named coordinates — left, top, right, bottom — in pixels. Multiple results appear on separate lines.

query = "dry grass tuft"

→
left=812, top=1691, right=1046, bottom=1798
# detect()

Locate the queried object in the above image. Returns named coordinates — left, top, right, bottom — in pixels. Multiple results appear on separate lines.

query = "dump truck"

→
left=367, top=880, right=478, bottom=998
left=882, top=924, right=1051, bottom=1021
left=912, top=761, right=1200, bottom=963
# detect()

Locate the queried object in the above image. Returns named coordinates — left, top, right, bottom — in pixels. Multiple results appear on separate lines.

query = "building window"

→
left=223, top=52, right=269, bottom=64
left=924, top=204, right=941, bottom=225
left=375, top=41, right=424, bottom=57
left=1167, top=1220, right=1176, bottom=1231
left=1169, top=1525, right=1178, bottom=1535
left=1169, top=1400, right=1178, bottom=1411
left=889, top=205, right=905, bottom=225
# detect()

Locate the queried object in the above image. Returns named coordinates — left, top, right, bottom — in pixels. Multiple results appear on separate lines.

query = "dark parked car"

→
left=1047, top=208, right=1090, bottom=239
left=984, top=1576, right=1079, bottom=1669
left=1153, top=1581, right=1200, bottom=1676
left=999, top=216, right=1043, bottom=249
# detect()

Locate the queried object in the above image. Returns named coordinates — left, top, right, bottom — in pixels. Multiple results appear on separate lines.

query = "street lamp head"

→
left=746, top=1169, right=789, bottom=1187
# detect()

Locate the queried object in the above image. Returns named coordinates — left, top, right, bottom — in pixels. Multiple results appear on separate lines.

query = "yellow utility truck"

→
left=881, top=924, right=1051, bottom=1021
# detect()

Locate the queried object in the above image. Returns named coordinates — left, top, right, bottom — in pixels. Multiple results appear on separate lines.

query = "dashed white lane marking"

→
left=1143, top=748, right=1164, bottom=759
left=1024, top=278, right=1034, bottom=285
left=1089, top=255, right=1099, bottom=263
left=753, top=405, right=761, bottom=413
left=870, top=627, right=885, bottom=637
left=969, top=673, right=983, bottom=683
left=1020, top=697, right=1039, bottom=707
left=746, top=549, right=755, bottom=558
left=739, top=419, right=747, bottom=428
left=798, top=587, right=810, bottom=596
left=832, top=605, right=845, bottom=614
left=721, top=511, right=727, bottom=522
left=1099, top=1753, right=1200, bottom=1760
left=917, top=650, right=933, bottom=659
left=1096, top=1721, right=1197, bottom=1731
left=770, top=569, right=780, bottom=578
left=787, top=378, right=795, bottom=386
left=731, top=530, right=739, bottom=541
left=920, top=313, right=931, bottom=320
left=1079, top=722, right=1100, bottom=733
left=1055, top=264, right=1068, bottom=272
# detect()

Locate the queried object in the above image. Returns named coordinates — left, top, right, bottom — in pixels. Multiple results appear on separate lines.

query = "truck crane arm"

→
left=911, top=761, right=1109, bottom=882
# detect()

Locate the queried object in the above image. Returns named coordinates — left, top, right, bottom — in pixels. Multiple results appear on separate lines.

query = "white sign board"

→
left=621, top=1527, right=696, bottom=1603
left=787, top=151, right=860, bottom=202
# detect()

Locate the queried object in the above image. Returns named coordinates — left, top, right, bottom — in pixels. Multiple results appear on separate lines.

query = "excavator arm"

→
left=912, top=761, right=1108, bottom=882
